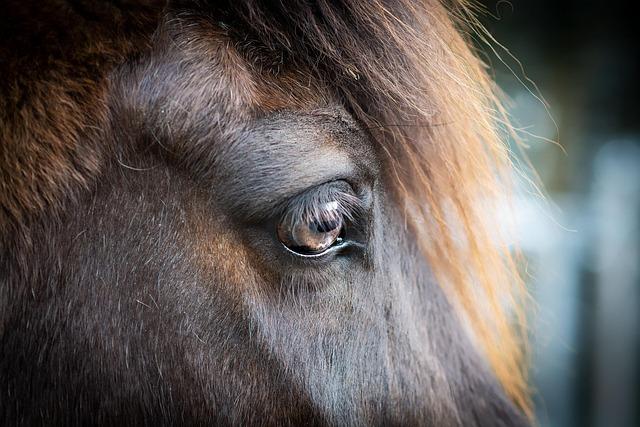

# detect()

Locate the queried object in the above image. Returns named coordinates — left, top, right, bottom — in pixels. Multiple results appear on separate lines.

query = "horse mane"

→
left=205, top=0, right=531, bottom=415
left=0, top=0, right=530, bottom=417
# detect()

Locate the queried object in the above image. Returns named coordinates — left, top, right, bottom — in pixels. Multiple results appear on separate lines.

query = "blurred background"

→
left=475, top=1, right=639, bottom=426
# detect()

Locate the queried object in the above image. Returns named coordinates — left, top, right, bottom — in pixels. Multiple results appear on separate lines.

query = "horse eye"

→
left=277, top=202, right=345, bottom=256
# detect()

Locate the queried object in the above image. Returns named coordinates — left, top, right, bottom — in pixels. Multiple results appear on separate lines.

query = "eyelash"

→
left=278, top=183, right=363, bottom=232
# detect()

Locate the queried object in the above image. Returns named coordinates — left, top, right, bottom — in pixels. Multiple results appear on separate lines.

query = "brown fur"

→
left=0, top=0, right=164, bottom=240
left=1, top=0, right=530, bottom=422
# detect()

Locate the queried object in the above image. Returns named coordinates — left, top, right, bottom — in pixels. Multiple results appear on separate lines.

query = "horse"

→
left=0, top=0, right=530, bottom=425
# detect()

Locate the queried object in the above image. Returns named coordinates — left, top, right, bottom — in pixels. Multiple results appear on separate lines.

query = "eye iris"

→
left=277, top=204, right=344, bottom=255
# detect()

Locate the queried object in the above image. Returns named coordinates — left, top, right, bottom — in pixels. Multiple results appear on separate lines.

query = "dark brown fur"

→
left=1, top=1, right=529, bottom=425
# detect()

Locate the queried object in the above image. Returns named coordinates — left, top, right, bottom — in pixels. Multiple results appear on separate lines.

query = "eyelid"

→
left=279, top=240, right=342, bottom=259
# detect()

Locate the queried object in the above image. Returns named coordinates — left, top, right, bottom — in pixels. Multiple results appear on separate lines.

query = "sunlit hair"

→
left=220, top=0, right=531, bottom=417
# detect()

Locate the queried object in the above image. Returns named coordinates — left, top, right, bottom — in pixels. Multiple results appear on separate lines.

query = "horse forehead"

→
left=114, top=17, right=334, bottom=121
left=114, top=19, right=374, bottom=164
